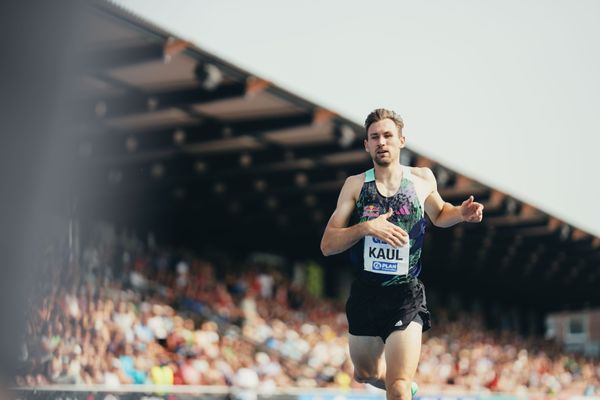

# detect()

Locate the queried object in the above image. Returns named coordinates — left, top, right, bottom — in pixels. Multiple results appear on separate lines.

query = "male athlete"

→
left=320, top=109, right=483, bottom=400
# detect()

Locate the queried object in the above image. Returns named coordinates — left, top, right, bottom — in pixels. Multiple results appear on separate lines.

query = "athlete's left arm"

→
left=422, top=168, right=484, bottom=228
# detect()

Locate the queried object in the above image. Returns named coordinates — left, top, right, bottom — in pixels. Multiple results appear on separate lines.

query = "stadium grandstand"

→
left=4, top=1, right=600, bottom=399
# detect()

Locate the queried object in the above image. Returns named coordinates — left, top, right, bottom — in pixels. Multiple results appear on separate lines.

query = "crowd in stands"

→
left=15, top=236, right=600, bottom=397
left=419, top=312, right=598, bottom=396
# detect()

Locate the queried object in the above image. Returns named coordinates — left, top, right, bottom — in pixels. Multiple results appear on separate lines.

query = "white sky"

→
left=113, top=0, right=600, bottom=237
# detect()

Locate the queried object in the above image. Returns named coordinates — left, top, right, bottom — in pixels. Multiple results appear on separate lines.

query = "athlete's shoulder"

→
left=346, top=172, right=366, bottom=185
left=343, top=172, right=366, bottom=192
left=408, top=166, right=435, bottom=182
left=338, top=173, right=367, bottom=200
left=409, top=167, right=437, bottom=196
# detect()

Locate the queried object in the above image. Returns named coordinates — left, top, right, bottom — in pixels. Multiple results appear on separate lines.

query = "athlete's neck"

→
left=373, top=163, right=403, bottom=184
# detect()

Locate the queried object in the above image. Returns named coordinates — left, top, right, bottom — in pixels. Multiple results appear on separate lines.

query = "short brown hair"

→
left=364, top=108, right=404, bottom=135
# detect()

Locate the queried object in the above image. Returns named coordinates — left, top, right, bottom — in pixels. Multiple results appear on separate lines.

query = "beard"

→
left=374, top=158, right=392, bottom=166
left=373, top=152, right=393, bottom=166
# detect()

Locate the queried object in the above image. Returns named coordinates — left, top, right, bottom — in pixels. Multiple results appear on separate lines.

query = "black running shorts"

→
left=345, top=278, right=431, bottom=342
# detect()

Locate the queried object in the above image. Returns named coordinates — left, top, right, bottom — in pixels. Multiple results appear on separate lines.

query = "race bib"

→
left=363, top=235, right=410, bottom=276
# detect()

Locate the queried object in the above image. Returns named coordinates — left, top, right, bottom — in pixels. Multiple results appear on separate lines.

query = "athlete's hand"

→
left=460, top=195, right=484, bottom=223
left=366, top=208, right=409, bottom=247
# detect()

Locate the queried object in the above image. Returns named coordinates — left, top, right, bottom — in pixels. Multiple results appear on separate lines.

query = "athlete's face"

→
left=364, top=119, right=405, bottom=166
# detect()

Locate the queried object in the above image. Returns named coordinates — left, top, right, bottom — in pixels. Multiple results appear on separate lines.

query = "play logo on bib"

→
left=372, top=261, right=398, bottom=272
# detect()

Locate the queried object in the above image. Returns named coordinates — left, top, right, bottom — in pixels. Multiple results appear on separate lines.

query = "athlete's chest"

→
left=361, top=178, right=428, bottom=211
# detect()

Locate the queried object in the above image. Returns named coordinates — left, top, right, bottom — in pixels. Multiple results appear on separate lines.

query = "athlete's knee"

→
left=386, top=378, right=412, bottom=400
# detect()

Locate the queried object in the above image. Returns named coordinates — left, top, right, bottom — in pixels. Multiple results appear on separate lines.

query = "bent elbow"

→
left=320, top=241, right=331, bottom=257
left=430, top=212, right=442, bottom=227
left=320, top=235, right=333, bottom=257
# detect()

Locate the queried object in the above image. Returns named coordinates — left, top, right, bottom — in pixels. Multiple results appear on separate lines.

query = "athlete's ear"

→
left=399, top=134, right=406, bottom=148
left=364, top=138, right=369, bottom=151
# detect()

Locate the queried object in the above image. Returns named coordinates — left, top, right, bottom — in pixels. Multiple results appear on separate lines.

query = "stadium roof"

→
left=72, top=0, right=600, bottom=310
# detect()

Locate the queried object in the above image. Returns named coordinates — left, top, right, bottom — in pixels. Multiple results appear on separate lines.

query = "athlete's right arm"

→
left=320, top=175, right=408, bottom=256
left=320, top=175, right=366, bottom=256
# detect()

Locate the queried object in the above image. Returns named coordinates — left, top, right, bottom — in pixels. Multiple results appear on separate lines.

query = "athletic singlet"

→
left=348, top=165, right=428, bottom=286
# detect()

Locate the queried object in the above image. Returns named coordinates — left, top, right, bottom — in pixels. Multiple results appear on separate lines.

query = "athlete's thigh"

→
left=348, top=334, right=385, bottom=375
left=383, top=321, right=422, bottom=381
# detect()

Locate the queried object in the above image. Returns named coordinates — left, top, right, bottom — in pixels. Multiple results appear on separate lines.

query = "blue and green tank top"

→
left=348, top=165, right=428, bottom=286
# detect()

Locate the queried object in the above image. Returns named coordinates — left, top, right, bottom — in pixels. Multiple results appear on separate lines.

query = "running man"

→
left=320, top=109, right=483, bottom=400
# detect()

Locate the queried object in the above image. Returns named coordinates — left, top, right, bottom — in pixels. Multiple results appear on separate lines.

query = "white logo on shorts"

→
left=395, top=319, right=403, bottom=327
